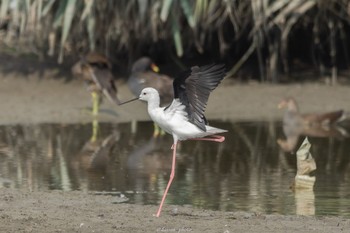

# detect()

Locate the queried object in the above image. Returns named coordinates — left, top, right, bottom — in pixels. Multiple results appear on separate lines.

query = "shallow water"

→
left=0, top=121, right=349, bottom=216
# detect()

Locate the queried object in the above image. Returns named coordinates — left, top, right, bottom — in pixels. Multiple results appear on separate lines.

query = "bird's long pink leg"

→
left=156, top=142, right=177, bottom=217
left=190, top=135, right=225, bottom=142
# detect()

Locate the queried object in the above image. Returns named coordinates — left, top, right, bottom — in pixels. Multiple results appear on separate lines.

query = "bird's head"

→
left=139, top=88, right=159, bottom=102
left=132, top=57, right=159, bottom=73
left=119, top=87, right=159, bottom=105
left=278, top=97, right=299, bottom=112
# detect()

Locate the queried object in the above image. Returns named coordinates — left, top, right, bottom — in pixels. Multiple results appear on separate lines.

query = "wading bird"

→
left=277, top=97, right=347, bottom=152
left=121, top=64, right=227, bottom=217
left=72, top=52, right=121, bottom=116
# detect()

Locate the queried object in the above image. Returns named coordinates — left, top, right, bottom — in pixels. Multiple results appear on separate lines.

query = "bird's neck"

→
left=288, top=100, right=299, bottom=113
left=147, top=96, right=161, bottom=111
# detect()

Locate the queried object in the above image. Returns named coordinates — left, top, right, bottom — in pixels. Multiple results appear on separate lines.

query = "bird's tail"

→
left=316, top=110, right=346, bottom=125
left=205, top=125, right=227, bottom=135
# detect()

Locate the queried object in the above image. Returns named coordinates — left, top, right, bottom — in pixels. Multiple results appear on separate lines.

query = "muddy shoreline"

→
left=1, top=189, right=349, bottom=233
left=1, top=74, right=350, bottom=125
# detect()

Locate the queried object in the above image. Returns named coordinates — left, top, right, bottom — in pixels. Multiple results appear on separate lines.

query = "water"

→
left=0, top=121, right=349, bottom=217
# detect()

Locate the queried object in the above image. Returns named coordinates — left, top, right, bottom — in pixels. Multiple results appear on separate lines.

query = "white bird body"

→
left=143, top=88, right=227, bottom=142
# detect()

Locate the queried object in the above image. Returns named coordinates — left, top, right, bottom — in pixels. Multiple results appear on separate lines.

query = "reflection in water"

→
left=0, top=121, right=350, bottom=216
left=292, top=137, right=316, bottom=216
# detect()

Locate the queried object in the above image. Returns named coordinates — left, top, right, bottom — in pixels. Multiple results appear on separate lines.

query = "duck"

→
left=128, top=57, right=173, bottom=105
left=277, top=97, right=347, bottom=152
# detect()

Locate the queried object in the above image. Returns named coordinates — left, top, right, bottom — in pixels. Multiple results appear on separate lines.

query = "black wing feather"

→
left=173, top=64, right=225, bottom=131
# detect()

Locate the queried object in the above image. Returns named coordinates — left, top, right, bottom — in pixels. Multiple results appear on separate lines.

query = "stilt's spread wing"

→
left=172, top=64, right=225, bottom=131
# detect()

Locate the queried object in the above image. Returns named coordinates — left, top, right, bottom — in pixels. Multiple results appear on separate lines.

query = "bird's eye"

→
left=143, top=93, right=146, bottom=95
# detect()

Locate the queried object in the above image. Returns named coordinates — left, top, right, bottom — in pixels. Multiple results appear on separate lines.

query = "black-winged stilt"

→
left=121, top=64, right=227, bottom=217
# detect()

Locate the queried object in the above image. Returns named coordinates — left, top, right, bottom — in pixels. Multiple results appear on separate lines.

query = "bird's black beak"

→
left=119, top=97, right=139, bottom=105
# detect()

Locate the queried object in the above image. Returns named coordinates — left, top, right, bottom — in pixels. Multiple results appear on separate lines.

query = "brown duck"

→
left=72, top=52, right=120, bottom=115
left=277, top=97, right=347, bottom=152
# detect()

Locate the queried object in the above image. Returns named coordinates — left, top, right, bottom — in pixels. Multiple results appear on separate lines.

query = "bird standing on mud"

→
left=72, top=52, right=121, bottom=116
left=121, top=64, right=227, bottom=217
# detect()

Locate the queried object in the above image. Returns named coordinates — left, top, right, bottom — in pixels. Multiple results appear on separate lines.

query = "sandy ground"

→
left=1, top=189, right=349, bottom=233
left=1, top=70, right=350, bottom=232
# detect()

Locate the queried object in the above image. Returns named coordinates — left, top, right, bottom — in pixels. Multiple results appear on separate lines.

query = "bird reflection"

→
left=126, top=136, right=184, bottom=205
left=127, top=137, right=175, bottom=172
left=78, top=120, right=120, bottom=171
left=291, top=137, right=316, bottom=216
left=277, top=97, right=347, bottom=152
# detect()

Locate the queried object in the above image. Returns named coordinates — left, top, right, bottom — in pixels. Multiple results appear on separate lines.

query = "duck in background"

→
left=277, top=97, right=347, bottom=152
